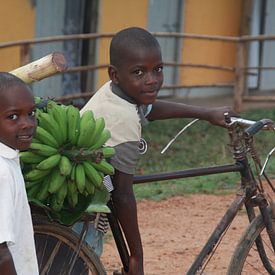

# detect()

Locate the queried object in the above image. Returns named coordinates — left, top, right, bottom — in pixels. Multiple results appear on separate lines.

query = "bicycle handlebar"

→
left=228, top=117, right=275, bottom=136
left=245, top=119, right=274, bottom=136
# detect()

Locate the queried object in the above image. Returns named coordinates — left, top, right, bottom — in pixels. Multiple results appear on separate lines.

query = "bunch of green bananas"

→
left=21, top=98, right=115, bottom=213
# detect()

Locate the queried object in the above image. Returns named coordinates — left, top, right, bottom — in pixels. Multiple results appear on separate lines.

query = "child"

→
left=81, top=27, right=238, bottom=275
left=0, top=72, right=39, bottom=275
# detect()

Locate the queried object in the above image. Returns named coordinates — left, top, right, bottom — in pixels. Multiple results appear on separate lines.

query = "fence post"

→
left=233, top=42, right=247, bottom=112
left=233, top=0, right=252, bottom=112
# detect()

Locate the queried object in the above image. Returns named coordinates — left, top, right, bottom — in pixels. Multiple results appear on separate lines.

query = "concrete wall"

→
left=0, top=0, right=250, bottom=98
left=0, top=0, right=35, bottom=71
left=181, top=0, right=241, bottom=87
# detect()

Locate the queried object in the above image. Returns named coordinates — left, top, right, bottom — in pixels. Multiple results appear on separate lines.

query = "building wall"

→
left=0, top=0, right=244, bottom=95
left=97, top=0, right=242, bottom=92
left=96, top=0, right=148, bottom=88
left=0, top=0, right=35, bottom=71
left=181, top=0, right=242, bottom=87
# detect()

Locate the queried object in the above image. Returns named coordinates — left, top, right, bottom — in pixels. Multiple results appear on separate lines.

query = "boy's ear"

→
left=108, top=65, right=119, bottom=84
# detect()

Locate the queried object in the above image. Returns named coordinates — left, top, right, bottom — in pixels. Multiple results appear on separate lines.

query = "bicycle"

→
left=31, top=114, right=275, bottom=274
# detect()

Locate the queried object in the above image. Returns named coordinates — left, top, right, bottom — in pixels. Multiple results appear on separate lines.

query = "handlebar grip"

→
left=245, top=121, right=265, bottom=136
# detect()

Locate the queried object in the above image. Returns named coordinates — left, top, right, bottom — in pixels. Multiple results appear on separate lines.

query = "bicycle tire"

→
left=33, top=214, right=106, bottom=275
left=227, top=207, right=275, bottom=275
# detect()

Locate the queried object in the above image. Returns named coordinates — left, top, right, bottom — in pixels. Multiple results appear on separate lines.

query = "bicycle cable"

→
left=161, top=119, right=199, bottom=154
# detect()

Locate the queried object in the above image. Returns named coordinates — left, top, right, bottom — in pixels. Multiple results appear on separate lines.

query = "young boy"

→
left=81, top=27, right=238, bottom=275
left=0, top=72, right=39, bottom=275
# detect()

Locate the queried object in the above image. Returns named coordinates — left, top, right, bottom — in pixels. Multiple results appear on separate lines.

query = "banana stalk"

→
left=60, top=148, right=104, bottom=163
left=9, top=52, right=67, bottom=84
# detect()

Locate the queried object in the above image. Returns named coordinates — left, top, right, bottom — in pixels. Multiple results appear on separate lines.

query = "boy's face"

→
left=0, top=85, right=37, bottom=151
left=109, top=46, right=164, bottom=105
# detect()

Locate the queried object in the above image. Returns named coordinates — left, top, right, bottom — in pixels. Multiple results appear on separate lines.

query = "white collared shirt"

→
left=0, top=142, right=38, bottom=275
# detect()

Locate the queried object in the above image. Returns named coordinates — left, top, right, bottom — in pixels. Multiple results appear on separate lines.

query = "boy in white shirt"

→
left=0, top=72, right=39, bottom=275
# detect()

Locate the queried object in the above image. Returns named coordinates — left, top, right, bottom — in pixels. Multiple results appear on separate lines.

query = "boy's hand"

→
left=206, top=106, right=239, bottom=127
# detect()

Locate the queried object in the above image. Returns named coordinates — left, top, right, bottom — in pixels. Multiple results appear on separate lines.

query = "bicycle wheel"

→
left=227, top=207, right=275, bottom=274
left=33, top=214, right=106, bottom=275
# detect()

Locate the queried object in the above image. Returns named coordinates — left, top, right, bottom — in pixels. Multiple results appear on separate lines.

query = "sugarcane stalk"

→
left=9, top=52, right=67, bottom=84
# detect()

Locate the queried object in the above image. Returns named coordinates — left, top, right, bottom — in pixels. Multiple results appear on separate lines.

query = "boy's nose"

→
left=20, top=117, right=37, bottom=129
left=145, top=72, right=158, bottom=84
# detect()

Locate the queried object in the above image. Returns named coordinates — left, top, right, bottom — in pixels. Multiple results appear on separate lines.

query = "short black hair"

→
left=0, top=72, right=27, bottom=94
left=110, top=27, right=161, bottom=67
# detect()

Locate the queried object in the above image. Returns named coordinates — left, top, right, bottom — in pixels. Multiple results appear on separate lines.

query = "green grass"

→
left=134, top=108, right=275, bottom=200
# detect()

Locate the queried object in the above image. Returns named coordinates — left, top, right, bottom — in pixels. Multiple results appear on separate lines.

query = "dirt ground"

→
left=101, top=194, right=252, bottom=275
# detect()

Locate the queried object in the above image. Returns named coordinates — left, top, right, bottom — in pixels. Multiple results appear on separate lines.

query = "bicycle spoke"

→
left=41, top=240, right=61, bottom=275
left=245, top=261, right=267, bottom=275
left=242, top=231, right=274, bottom=273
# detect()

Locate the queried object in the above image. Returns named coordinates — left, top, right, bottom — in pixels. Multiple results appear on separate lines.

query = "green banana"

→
left=67, top=105, right=80, bottom=145
left=89, top=128, right=111, bottom=150
left=87, top=117, right=105, bottom=147
left=85, top=177, right=95, bottom=195
left=77, top=110, right=96, bottom=148
left=31, top=138, right=40, bottom=143
left=36, top=153, right=61, bottom=170
left=70, top=163, right=77, bottom=181
left=25, top=180, right=41, bottom=190
left=67, top=179, right=78, bottom=208
left=82, top=161, right=103, bottom=189
left=35, top=108, right=43, bottom=118
left=29, top=142, right=58, bottom=157
left=75, top=164, right=86, bottom=193
left=101, top=146, right=116, bottom=158
left=91, top=159, right=115, bottom=175
left=36, top=177, right=50, bottom=202
left=47, top=101, right=68, bottom=144
left=35, top=126, right=59, bottom=148
left=27, top=183, right=41, bottom=199
left=55, top=182, right=68, bottom=205
left=50, top=194, right=63, bottom=212
left=34, top=96, right=43, bottom=105
left=24, top=168, right=51, bottom=181
left=48, top=168, right=66, bottom=194
left=59, top=155, right=72, bottom=176
left=20, top=151, right=45, bottom=164
left=37, top=112, right=63, bottom=145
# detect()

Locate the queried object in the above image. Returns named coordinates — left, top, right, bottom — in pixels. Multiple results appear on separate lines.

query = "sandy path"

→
left=101, top=194, right=251, bottom=275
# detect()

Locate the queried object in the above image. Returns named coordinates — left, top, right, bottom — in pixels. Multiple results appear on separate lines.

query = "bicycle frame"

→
left=106, top=117, right=275, bottom=274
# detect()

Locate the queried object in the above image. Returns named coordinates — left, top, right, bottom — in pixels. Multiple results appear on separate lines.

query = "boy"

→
left=81, top=27, right=238, bottom=275
left=0, top=72, right=39, bottom=275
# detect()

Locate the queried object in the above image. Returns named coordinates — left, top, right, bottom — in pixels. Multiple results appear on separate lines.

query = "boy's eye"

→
left=155, top=66, right=163, bottom=73
left=29, top=110, right=36, bottom=117
left=134, top=69, right=143, bottom=76
left=8, top=114, right=18, bottom=120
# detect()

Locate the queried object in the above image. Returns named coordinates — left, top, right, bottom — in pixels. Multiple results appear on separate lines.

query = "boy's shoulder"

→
left=82, top=81, right=138, bottom=119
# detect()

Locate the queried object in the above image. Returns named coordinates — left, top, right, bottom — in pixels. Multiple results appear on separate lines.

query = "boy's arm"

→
left=111, top=170, right=144, bottom=275
left=0, top=243, right=17, bottom=275
left=147, top=100, right=238, bottom=127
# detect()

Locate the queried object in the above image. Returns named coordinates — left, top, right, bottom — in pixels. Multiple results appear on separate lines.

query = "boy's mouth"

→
left=143, top=90, right=157, bottom=98
left=17, top=134, right=34, bottom=142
